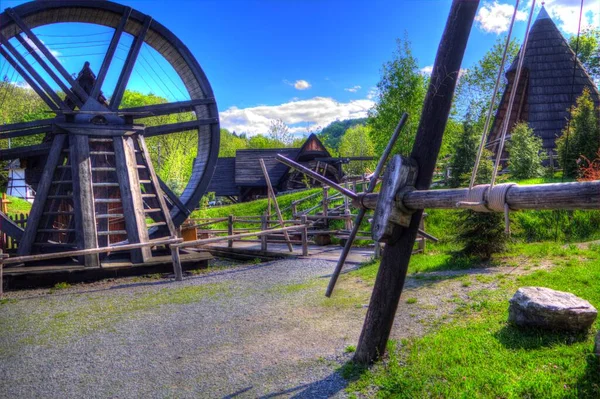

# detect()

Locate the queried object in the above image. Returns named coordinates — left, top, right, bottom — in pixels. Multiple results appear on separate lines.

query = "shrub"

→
left=557, top=89, right=600, bottom=178
left=577, top=149, right=600, bottom=181
left=507, top=122, right=545, bottom=179
left=457, top=210, right=507, bottom=260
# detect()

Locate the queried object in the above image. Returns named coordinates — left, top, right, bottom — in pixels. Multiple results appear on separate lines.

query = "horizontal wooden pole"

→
left=359, top=181, right=600, bottom=212
left=3, top=237, right=182, bottom=266
left=175, top=225, right=306, bottom=249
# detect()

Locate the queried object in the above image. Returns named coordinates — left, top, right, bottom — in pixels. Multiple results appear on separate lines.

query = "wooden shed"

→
left=486, top=5, right=600, bottom=160
left=208, top=134, right=342, bottom=201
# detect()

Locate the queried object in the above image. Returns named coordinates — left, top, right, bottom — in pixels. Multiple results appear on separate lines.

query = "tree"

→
left=268, top=119, right=293, bottom=145
left=318, top=118, right=367, bottom=150
left=557, top=88, right=600, bottom=178
left=338, top=124, right=375, bottom=175
left=219, top=128, right=248, bottom=157
left=455, top=36, right=520, bottom=123
left=507, top=122, right=545, bottom=179
left=569, top=27, right=600, bottom=83
left=447, top=110, right=479, bottom=188
left=368, top=36, right=427, bottom=157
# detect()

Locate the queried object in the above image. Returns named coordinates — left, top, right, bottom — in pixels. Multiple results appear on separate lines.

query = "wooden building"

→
left=486, top=5, right=600, bottom=160
left=208, top=134, right=343, bottom=201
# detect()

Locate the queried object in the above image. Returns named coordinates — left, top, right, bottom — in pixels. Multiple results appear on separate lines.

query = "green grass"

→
left=346, top=245, right=600, bottom=398
left=405, top=298, right=417, bottom=304
left=2, top=193, right=32, bottom=216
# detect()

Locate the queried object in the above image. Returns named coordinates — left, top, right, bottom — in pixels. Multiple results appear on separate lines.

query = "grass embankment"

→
left=2, top=194, right=31, bottom=216
left=345, top=242, right=600, bottom=398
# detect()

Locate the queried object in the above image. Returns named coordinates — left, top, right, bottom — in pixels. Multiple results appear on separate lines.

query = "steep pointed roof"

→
left=488, top=4, right=600, bottom=154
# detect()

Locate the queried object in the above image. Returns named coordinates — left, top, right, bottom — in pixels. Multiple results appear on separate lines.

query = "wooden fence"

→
left=0, top=213, right=27, bottom=253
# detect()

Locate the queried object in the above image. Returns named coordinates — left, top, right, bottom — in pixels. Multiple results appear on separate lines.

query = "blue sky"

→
left=1, top=0, right=597, bottom=136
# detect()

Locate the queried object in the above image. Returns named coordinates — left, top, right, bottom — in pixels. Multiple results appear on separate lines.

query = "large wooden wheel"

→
left=0, top=1, right=219, bottom=264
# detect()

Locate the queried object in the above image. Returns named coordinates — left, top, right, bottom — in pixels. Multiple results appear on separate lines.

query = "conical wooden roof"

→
left=487, top=6, right=600, bottom=156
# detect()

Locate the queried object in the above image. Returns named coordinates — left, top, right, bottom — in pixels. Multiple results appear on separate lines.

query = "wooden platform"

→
left=3, top=250, right=211, bottom=290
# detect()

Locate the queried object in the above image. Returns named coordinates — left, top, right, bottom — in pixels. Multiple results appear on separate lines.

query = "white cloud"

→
left=475, top=2, right=527, bottom=34
left=366, top=87, right=378, bottom=100
left=541, top=0, right=600, bottom=35
left=23, top=35, right=61, bottom=58
left=344, top=85, right=361, bottom=93
left=220, top=96, right=375, bottom=136
left=420, top=65, right=433, bottom=75
left=284, top=79, right=311, bottom=90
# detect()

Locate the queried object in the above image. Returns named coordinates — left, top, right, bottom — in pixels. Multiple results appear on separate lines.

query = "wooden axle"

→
left=358, top=180, right=600, bottom=215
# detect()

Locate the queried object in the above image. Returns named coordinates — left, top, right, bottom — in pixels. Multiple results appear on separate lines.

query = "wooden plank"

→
left=14, top=34, right=82, bottom=108
left=110, top=16, right=152, bottom=110
left=354, top=0, right=478, bottom=365
left=0, top=143, right=51, bottom=161
left=6, top=8, right=88, bottom=102
left=90, top=7, right=132, bottom=100
left=122, top=98, right=216, bottom=117
left=70, top=135, right=100, bottom=268
left=259, top=159, right=293, bottom=252
left=158, top=178, right=191, bottom=216
left=144, top=118, right=218, bottom=137
left=113, top=136, right=151, bottom=263
left=17, top=135, right=66, bottom=256
left=176, top=225, right=305, bottom=249
left=4, top=237, right=181, bottom=266
left=0, top=46, right=59, bottom=111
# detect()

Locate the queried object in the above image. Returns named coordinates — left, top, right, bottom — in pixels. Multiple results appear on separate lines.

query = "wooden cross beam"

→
left=353, top=0, right=480, bottom=364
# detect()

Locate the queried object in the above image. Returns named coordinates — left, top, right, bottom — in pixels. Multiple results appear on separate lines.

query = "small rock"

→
left=508, top=287, right=597, bottom=332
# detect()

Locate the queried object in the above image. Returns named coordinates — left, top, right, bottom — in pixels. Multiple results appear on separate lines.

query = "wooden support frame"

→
left=113, top=136, right=151, bottom=263
left=110, top=15, right=152, bottom=110
left=259, top=159, right=293, bottom=252
left=70, top=134, right=100, bottom=267
left=354, top=0, right=479, bottom=365
left=17, top=135, right=67, bottom=256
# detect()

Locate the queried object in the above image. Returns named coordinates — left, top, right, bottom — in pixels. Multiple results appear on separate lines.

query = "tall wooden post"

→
left=227, top=215, right=234, bottom=248
left=354, top=0, right=479, bottom=364
left=261, top=214, right=268, bottom=252
left=301, top=215, right=308, bottom=256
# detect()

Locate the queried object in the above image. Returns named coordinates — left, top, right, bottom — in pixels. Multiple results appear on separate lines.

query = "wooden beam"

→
left=70, top=134, right=100, bottom=267
left=122, top=98, right=216, bottom=117
left=90, top=7, right=132, bottom=100
left=138, top=135, right=176, bottom=237
left=113, top=136, right=152, bottom=263
left=354, top=0, right=479, bottom=365
left=14, top=34, right=82, bottom=108
left=0, top=45, right=59, bottom=111
left=144, top=118, right=219, bottom=137
left=17, top=135, right=67, bottom=256
left=259, top=158, right=293, bottom=252
left=6, top=8, right=89, bottom=102
left=158, top=178, right=191, bottom=216
left=0, top=126, right=52, bottom=140
left=110, top=16, right=152, bottom=110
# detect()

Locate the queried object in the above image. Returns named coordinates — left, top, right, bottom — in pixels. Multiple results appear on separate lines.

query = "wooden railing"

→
left=1, top=213, right=27, bottom=253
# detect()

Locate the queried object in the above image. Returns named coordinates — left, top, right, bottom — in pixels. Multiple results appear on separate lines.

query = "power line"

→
left=139, top=51, right=178, bottom=101
left=37, top=31, right=113, bottom=38
left=146, top=44, right=188, bottom=99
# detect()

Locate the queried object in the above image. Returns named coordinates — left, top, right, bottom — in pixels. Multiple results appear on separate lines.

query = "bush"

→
left=557, top=88, right=600, bottom=178
left=577, top=149, right=600, bottom=181
left=507, top=122, right=545, bottom=179
left=457, top=210, right=507, bottom=260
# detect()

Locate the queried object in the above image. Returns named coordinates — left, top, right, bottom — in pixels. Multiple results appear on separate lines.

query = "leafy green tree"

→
left=219, top=128, right=248, bottom=157
left=368, top=36, right=427, bottom=157
left=318, top=118, right=367, bottom=150
left=569, top=27, right=600, bottom=83
left=506, top=122, right=545, bottom=179
left=455, top=36, right=520, bottom=122
left=338, top=124, right=375, bottom=175
left=247, top=134, right=285, bottom=149
left=557, top=88, right=600, bottom=177
left=448, top=110, right=479, bottom=188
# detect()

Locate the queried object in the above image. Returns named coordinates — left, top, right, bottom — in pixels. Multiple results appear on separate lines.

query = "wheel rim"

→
left=0, top=0, right=220, bottom=228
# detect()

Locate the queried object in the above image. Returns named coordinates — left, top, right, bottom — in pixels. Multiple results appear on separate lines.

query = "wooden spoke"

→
left=6, top=7, right=89, bottom=102
left=0, top=119, right=53, bottom=133
left=121, top=98, right=216, bottom=118
left=13, top=34, right=82, bottom=108
left=144, top=118, right=218, bottom=137
left=109, top=16, right=152, bottom=110
left=0, top=143, right=52, bottom=161
left=158, top=177, right=191, bottom=217
left=90, top=7, right=132, bottom=100
left=0, top=43, right=62, bottom=111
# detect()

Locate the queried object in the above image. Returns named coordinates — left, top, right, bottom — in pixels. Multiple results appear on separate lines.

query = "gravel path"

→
left=0, top=256, right=521, bottom=398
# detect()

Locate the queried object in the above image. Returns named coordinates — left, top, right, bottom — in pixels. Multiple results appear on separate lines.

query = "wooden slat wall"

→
left=206, top=158, right=238, bottom=196
left=235, top=149, right=299, bottom=186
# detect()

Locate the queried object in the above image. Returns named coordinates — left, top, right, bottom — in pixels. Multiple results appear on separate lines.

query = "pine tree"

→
left=507, top=122, right=545, bottom=179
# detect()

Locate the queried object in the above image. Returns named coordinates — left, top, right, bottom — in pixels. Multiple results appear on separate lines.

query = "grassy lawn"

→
left=345, top=242, right=600, bottom=398
left=2, top=193, right=32, bottom=216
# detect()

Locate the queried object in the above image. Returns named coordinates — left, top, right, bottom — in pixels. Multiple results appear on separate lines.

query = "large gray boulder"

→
left=508, top=287, right=597, bottom=332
